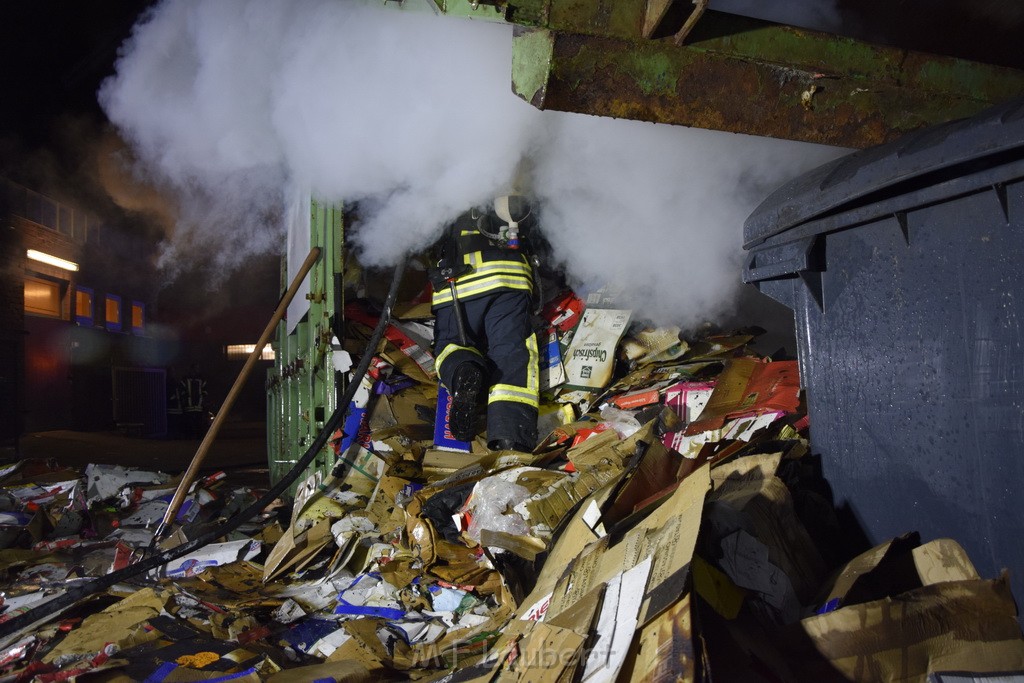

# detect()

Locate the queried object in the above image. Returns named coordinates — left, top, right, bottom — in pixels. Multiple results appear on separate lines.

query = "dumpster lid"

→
left=744, top=97, right=1024, bottom=249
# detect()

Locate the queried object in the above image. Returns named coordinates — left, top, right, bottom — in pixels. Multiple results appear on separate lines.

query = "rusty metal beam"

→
left=430, top=0, right=700, bottom=39
left=503, top=0, right=676, bottom=40
left=510, top=10, right=1024, bottom=148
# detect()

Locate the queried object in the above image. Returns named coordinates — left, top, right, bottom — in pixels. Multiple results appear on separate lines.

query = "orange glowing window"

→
left=24, top=278, right=61, bottom=317
left=105, top=294, right=122, bottom=331
left=74, top=287, right=94, bottom=325
left=131, top=301, right=145, bottom=332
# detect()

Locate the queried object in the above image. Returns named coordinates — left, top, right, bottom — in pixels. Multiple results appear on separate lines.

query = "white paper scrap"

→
left=581, top=556, right=653, bottom=683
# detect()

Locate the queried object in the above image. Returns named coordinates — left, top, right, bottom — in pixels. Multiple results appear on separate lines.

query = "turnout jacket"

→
left=430, top=211, right=534, bottom=308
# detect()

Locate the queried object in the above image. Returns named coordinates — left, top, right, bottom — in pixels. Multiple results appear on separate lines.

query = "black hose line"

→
left=0, top=256, right=409, bottom=642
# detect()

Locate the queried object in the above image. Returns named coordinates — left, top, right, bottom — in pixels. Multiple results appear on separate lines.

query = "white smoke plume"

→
left=530, top=114, right=839, bottom=323
left=100, top=0, right=843, bottom=326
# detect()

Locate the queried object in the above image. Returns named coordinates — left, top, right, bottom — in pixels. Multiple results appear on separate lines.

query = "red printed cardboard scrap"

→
left=686, top=359, right=799, bottom=435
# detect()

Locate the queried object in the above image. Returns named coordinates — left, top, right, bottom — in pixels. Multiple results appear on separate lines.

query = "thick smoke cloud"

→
left=101, top=0, right=842, bottom=326
left=531, top=114, right=835, bottom=323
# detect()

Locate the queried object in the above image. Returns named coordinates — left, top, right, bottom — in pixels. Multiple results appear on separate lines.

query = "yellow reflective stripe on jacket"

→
left=437, top=275, right=532, bottom=302
left=463, top=259, right=532, bottom=276
left=432, top=253, right=533, bottom=306
left=436, top=344, right=482, bottom=375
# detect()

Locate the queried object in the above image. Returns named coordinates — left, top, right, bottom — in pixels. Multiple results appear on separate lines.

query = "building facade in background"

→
left=2, top=178, right=166, bottom=441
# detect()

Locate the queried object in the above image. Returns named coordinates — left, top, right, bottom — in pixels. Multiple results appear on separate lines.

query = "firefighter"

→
left=166, top=370, right=183, bottom=438
left=430, top=194, right=540, bottom=452
left=179, top=365, right=208, bottom=439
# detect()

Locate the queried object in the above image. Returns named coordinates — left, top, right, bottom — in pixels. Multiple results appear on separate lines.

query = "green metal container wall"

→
left=266, top=201, right=346, bottom=495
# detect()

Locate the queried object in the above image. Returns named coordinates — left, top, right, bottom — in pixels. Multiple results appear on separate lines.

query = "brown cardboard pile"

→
left=0, top=287, right=1020, bottom=681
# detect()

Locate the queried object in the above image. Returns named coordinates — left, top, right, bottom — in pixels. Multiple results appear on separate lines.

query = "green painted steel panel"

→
left=266, top=200, right=346, bottom=495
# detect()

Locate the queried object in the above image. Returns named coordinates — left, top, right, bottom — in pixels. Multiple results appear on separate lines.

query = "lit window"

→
left=131, top=301, right=145, bottom=333
left=225, top=344, right=275, bottom=361
left=105, top=294, right=122, bottom=332
left=24, top=278, right=61, bottom=318
left=75, top=287, right=94, bottom=325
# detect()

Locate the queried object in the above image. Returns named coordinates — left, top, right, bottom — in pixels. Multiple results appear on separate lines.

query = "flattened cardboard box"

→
left=543, top=464, right=711, bottom=627
left=705, top=452, right=825, bottom=608
left=620, top=593, right=698, bottom=683
left=778, top=536, right=1024, bottom=681
left=815, top=533, right=980, bottom=611
left=784, top=576, right=1024, bottom=682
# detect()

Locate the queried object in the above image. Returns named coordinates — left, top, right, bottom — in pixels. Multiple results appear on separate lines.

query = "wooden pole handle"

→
left=154, top=246, right=322, bottom=541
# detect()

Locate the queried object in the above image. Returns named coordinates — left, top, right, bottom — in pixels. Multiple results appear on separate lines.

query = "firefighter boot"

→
left=449, top=363, right=485, bottom=442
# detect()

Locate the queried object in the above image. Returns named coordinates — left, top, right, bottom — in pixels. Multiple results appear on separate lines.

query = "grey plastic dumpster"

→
left=743, top=97, right=1024, bottom=614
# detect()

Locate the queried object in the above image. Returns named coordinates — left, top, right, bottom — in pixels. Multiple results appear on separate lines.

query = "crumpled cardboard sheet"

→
left=42, top=586, right=169, bottom=662
left=686, top=358, right=800, bottom=435
left=684, top=333, right=756, bottom=361
left=161, top=539, right=262, bottom=580
left=619, top=325, right=688, bottom=368
left=665, top=409, right=785, bottom=460
left=701, top=452, right=826, bottom=623
left=620, top=592, right=697, bottom=682
left=170, top=561, right=288, bottom=610
left=810, top=533, right=980, bottom=612
left=547, top=463, right=710, bottom=629
left=4, top=479, right=80, bottom=512
left=781, top=575, right=1024, bottom=681
left=263, top=517, right=334, bottom=582
left=345, top=301, right=437, bottom=382
left=603, top=360, right=720, bottom=399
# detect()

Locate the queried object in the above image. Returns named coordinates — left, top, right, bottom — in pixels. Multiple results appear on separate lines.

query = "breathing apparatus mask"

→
left=473, top=195, right=533, bottom=249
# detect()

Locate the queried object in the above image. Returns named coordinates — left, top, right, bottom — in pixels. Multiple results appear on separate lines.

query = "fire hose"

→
left=0, top=255, right=409, bottom=645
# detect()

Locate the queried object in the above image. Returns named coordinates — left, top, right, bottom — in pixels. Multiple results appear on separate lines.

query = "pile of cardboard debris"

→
left=0, top=287, right=1021, bottom=682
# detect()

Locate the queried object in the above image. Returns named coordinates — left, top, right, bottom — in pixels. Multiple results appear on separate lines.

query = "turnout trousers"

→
left=433, top=290, right=539, bottom=449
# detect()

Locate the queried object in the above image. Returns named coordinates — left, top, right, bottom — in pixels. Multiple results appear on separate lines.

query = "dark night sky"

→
left=0, top=1, right=154, bottom=152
